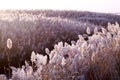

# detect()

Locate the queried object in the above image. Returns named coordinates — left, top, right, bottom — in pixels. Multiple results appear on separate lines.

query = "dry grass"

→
left=0, top=22, right=118, bottom=80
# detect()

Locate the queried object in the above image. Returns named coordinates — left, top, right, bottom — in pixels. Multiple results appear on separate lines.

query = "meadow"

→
left=0, top=10, right=120, bottom=80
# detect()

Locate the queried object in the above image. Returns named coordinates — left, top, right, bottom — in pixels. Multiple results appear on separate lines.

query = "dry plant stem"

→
left=5, top=47, right=11, bottom=78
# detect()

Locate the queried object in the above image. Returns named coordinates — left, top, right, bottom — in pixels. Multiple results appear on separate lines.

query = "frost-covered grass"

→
left=0, top=22, right=120, bottom=80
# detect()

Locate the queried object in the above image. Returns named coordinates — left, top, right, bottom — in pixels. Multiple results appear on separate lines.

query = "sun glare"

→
left=0, top=0, right=119, bottom=13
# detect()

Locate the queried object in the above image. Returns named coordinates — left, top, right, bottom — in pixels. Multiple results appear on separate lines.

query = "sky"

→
left=0, top=0, right=119, bottom=13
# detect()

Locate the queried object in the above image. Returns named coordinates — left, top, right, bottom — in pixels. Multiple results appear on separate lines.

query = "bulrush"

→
left=7, top=38, right=12, bottom=49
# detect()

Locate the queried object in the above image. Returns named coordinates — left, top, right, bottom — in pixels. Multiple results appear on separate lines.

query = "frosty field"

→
left=0, top=10, right=120, bottom=80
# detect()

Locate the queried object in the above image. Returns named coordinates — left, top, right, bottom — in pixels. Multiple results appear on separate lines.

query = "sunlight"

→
left=0, top=0, right=119, bottom=13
